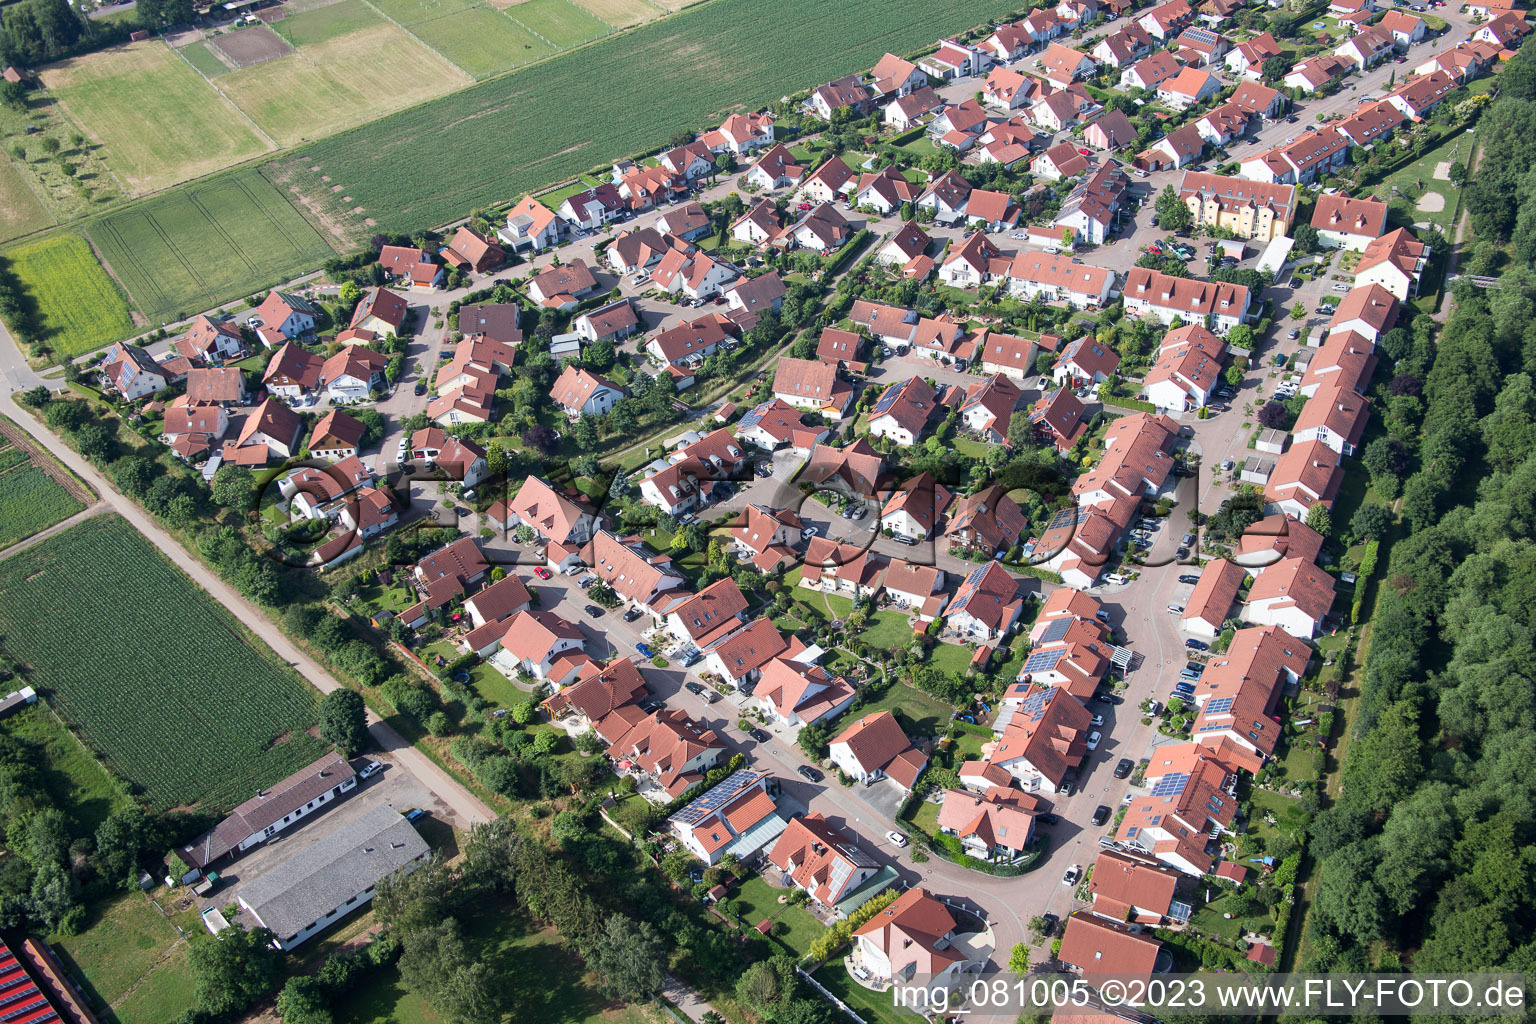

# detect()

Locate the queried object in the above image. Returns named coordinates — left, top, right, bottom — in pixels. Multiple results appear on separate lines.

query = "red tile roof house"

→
left=525, top=259, right=599, bottom=311
left=868, top=375, right=940, bottom=446
left=495, top=609, right=588, bottom=683
left=700, top=110, right=776, bottom=156
left=255, top=290, right=320, bottom=340
left=883, top=557, right=949, bottom=622
left=871, top=51, right=928, bottom=98
left=378, top=244, right=444, bottom=290
left=1311, top=194, right=1390, bottom=251
left=440, top=225, right=504, bottom=274
left=606, top=708, right=725, bottom=799
left=1057, top=913, right=1166, bottom=978
left=176, top=313, right=247, bottom=364
left=1326, top=282, right=1399, bottom=343
left=808, top=74, right=877, bottom=119
left=581, top=530, right=687, bottom=608
left=962, top=683, right=1090, bottom=794
left=550, top=365, right=624, bottom=420
left=668, top=768, right=784, bottom=865
left=1299, top=329, right=1377, bottom=398
left=1156, top=66, right=1222, bottom=110
left=945, top=561, right=1025, bottom=643
left=101, top=341, right=174, bottom=401
left=1244, top=555, right=1335, bottom=638
left=804, top=438, right=888, bottom=497
left=1142, top=322, right=1227, bottom=412
left=1122, top=267, right=1251, bottom=333
left=1115, top=744, right=1239, bottom=875
left=1093, top=23, right=1154, bottom=67
left=828, top=710, right=928, bottom=792
left=1138, top=0, right=1194, bottom=39
left=660, top=576, right=749, bottom=649
left=916, top=169, right=973, bottom=224
left=1029, top=386, right=1090, bottom=451
left=746, top=143, right=807, bottom=190
left=880, top=472, right=954, bottom=542
left=959, top=373, right=1025, bottom=445
left=500, top=194, right=563, bottom=252
left=1225, top=30, right=1282, bottom=78
left=935, top=786, right=1039, bottom=862
left=456, top=573, right=533, bottom=657
left=796, top=155, right=857, bottom=205
left=801, top=536, right=887, bottom=598
left=851, top=887, right=982, bottom=988
left=349, top=287, right=410, bottom=337
left=1090, top=850, right=1186, bottom=924
left=727, top=504, right=804, bottom=572
left=701, top=617, right=791, bottom=690
left=752, top=654, right=856, bottom=728
left=160, top=402, right=229, bottom=460
left=767, top=814, right=888, bottom=915
left=1032, top=141, right=1091, bottom=182
left=227, top=398, right=301, bottom=465
left=1185, top=625, right=1309, bottom=773
left=307, top=410, right=367, bottom=461
left=974, top=329, right=1039, bottom=383
left=502, top=474, right=596, bottom=546
left=1234, top=514, right=1325, bottom=574
left=1264, top=439, right=1342, bottom=520
left=646, top=315, right=729, bottom=370
left=1180, top=557, right=1248, bottom=638
left=185, top=366, right=247, bottom=407
left=1292, top=381, right=1370, bottom=458
left=1355, top=226, right=1430, bottom=301
left=1053, top=334, right=1120, bottom=386
left=733, top=396, right=829, bottom=453
left=772, top=356, right=854, bottom=417
left=318, top=345, right=387, bottom=404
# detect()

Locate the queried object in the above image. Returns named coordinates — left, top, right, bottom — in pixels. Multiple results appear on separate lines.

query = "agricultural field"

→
left=4, top=232, right=135, bottom=358
left=0, top=463, right=85, bottom=548
left=399, top=6, right=558, bottom=78
left=280, top=0, right=1015, bottom=232
left=0, top=90, right=126, bottom=233
left=216, top=4, right=472, bottom=146
left=40, top=40, right=272, bottom=195
left=84, top=167, right=337, bottom=325
left=503, top=0, right=614, bottom=46
left=0, top=515, right=326, bottom=811
left=566, top=0, right=659, bottom=27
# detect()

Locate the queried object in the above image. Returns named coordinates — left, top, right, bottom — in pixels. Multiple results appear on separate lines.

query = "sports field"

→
left=177, top=39, right=232, bottom=77
left=218, top=4, right=472, bottom=146
left=0, top=515, right=326, bottom=811
left=281, top=0, right=1015, bottom=231
left=40, top=40, right=272, bottom=195
left=4, top=232, right=134, bottom=357
left=85, top=167, right=336, bottom=324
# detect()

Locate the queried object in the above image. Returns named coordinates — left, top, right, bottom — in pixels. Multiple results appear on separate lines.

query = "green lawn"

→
left=0, top=705, right=132, bottom=837
left=861, top=609, right=917, bottom=650
left=112, top=942, right=197, bottom=1024
left=905, top=797, right=941, bottom=837
left=405, top=7, right=559, bottom=78
left=724, top=874, right=823, bottom=957
left=1189, top=893, right=1273, bottom=943
left=508, top=0, right=614, bottom=46
left=813, top=964, right=911, bottom=1024
left=177, top=41, right=230, bottom=78
left=85, top=166, right=337, bottom=326
left=51, top=893, right=183, bottom=1012
left=857, top=680, right=955, bottom=738
left=1366, top=132, right=1472, bottom=235
left=928, top=642, right=974, bottom=677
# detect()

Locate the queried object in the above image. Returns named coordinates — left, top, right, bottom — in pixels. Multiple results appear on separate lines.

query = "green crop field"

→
left=276, top=0, right=1015, bottom=232
left=0, top=464, right=84, bottom=548
left=508, top=0, right=613, bottom=46
left=402, top=6, right=558, bottom=78
left=85, top=167, right=337, bottom=325
left=40, top=40, right=271, bottom=195
left=5, top=232, right=135, bottom=358
left=0, top=515, right=325, bottom=811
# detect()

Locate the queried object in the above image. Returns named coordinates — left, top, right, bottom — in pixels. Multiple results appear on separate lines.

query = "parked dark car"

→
left=1179, top=574, right=1200, bottom=585
left=1095, top=693, right=1123, bottom=705
left=1091, top=805, right=1111, bottom=826
left=623, top=608, right=643, bottom=622
left=413, top=382, right=427, bottom=395
left=1037, top=812, right=1060, bottom=826
left=1114, top=758, right=1134, bottom=779
left=583, top=604, right=604, bottom=617
left=748, top=727, right=770, bottom=742
left=1185, top=638, right=1209, bottom=650
left=1039, top=913, right=1059, bottom=936
left=797, top=764, right=824, bottom=782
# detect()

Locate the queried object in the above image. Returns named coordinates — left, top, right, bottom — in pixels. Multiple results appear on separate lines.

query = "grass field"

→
left=51, top=893, right=185, bottom=1013
left=176, top=40, right=232, bottom=78
left=857, top=679, right=955, bottom=737
left=403, top=6, right=559, bottom=78
left=506, top=0, right=614, bottom=44
left=1366, top=133, right=1472, bottom=235
left=4, top=232, right=135, bottom=357
left=278, top=0, right=1017, bottom=233
left=0, top=704, right=132, bottom=836
left=275, top=0, right=391, bottom=44
left=218, top=12, right=472, bottom=146
left=112, top=942, right=195, bottom=1024
left=41, top=41, right=271, bottom=195
left=0, top=156, right=52, bottom=243
left=567, top=0, right=659, bottom=27
left=0, top=92, right=126, bottom=233
left=85, top=166, right=336, bottom=325
left=0, top=463, right=84, bottom=548
left=0, top=515, right=325, bottom=810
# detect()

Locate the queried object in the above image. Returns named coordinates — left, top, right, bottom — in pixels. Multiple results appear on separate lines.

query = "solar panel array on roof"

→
left=1204, top=695, right=1235, bottom=715
left=1046, top=505, right=1091, bottom=531
left=1016, top=686, right=1058, bottom=721
left=1022, top=649, right=1067, bottom=674
left=672, top=769, right=766, bottom=824
left=1038, top=617, right=1074, bottom=644
left=871, top=380, right=909, bottom=416
left=1150, top=771, right=1189, bottom=798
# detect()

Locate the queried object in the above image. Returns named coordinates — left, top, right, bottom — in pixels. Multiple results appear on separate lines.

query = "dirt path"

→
left=0, top=501, right=109, bottom=561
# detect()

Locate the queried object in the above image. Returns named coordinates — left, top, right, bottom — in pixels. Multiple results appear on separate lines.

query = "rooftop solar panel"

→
left=1039, top=617, right=1073, bottom=644
left=1204, top=695, right=1235, bottom=715
left=672, top=769, right=767, bottom=824
left=1150, top=771, right=1189, bottom=799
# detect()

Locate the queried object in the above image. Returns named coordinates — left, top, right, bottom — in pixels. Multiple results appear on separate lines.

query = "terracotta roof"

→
left=550, top=365, right=622, bottom=413
left=1090, top=850, right=1181, bottom=919
left=1311, top=194, right=1388, bottom=237
left=262, top=342, right=322, bottom=390
left=1328, top=283, right=1399, bottom=336
left=1058, top=913, right=1162, bottom=976
left=185, top=366, right=245, bottom=403
left=767, top=814, right=879, bottom=906
left=308, top=410, right=366, bottom=451
left=707, top=617, right=788, bottom=678
left=1183, top=558, right=1246, bottom=629
left=1265, top=439, right=1342, bottom=512
left=881, top=472, right=954, bottom=533
left=831, top=710, right=922, bottom=777
left=1293, top=381, right=1370, bottom=449
left=852, top=887, right=963, bottom=975
left=1248, top=554, right=1335, bottom=620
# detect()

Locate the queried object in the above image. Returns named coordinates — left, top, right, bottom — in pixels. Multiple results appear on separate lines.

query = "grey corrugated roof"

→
left=239, top=806, right=428, bottom=940
left=178, top=752, right=357, bottom=870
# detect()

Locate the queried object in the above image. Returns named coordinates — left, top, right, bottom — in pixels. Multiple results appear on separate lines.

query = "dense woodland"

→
left=1301, top=38, right=1536, bottom=977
